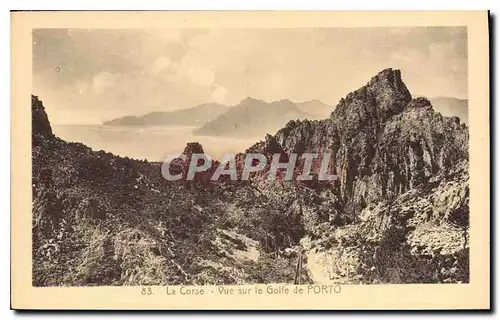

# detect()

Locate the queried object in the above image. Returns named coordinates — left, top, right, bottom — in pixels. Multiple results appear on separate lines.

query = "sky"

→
left=33, top=27, right=467, bottom=124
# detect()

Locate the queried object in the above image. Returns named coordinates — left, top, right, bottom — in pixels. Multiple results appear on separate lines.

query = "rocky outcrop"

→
left=304, top=162, right=469, bottom=284
left=270, top=69, right=468, bottom=215
left=183, top=142, right=205, bottom=155
left=251, top=69, right=470, bottom=284
left=32, top=95, right=53, bottom=140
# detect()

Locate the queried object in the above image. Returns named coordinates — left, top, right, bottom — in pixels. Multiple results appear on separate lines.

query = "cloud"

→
left=428, top=42, right=466, bottom=74
left=162, top=29, right=182, bottom=41
left=162, top=54, right=216, bottom=87
left=181, top=54, right=215, bottom=87
left=211, top=85, right=228, bottom=104
left=92, top=71, right=115, bottom=94
left=33, top=27, right=468, bottom=124
left=187, top=33, right=213, bottom=51
left=185, top=62, right=215, bottom=87
left=75, top=80, right=89, bottom=94
left=146, top=56, right=172, bottom=75
left=387, top=39, right=467, bottom=98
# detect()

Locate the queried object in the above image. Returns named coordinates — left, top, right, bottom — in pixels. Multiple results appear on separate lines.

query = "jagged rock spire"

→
left=263, top=68, right=468, bottom=214
left=331, top=68, right=412, bottom=132
left=183, top=142, right=205, bottom=155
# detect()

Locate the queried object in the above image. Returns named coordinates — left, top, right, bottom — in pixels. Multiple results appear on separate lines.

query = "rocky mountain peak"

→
left=331, top=68, right=412, bottom=131
left=367, top=68, right=404, bottom=87
left=261, top=69, right=468, bottom=215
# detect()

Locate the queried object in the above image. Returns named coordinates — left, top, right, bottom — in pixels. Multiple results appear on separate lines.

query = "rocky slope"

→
left=103, top=102, right=229, bottom=127
left=32, top=95, right=311, bottom=286
left=303, top=161, right=468, bottom=284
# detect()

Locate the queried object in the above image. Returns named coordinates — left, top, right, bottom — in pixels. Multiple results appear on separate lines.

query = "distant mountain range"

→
left=104, top=98, right=334, bottom=138
left=103, top=96, right=467, bottom=138
left=193, top=98, right=332, bottom=138
left=295, top=99, right=332, bottom=118
left=428, top=97, right=468, bottom=124
left=103, top=102, right=230, bottom=126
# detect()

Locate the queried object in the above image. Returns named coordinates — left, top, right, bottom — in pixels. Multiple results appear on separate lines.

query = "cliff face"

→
left=32, top=95, right=53, bottom=140
left=273, top=69, right=468, bottom=213
left=304, top=160, right=469, bottom=284
left=248, top=69, right=470, bottom=284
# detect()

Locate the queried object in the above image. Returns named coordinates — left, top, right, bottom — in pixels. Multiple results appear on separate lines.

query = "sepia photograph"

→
left=11, top=11, right=490, bottom=310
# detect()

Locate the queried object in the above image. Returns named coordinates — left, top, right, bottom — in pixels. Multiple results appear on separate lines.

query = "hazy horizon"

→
left=33, top=27, right=467, bottom=125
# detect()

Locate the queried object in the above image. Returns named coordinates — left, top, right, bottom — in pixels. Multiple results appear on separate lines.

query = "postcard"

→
left=11, top=11, right=490, bottom=310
